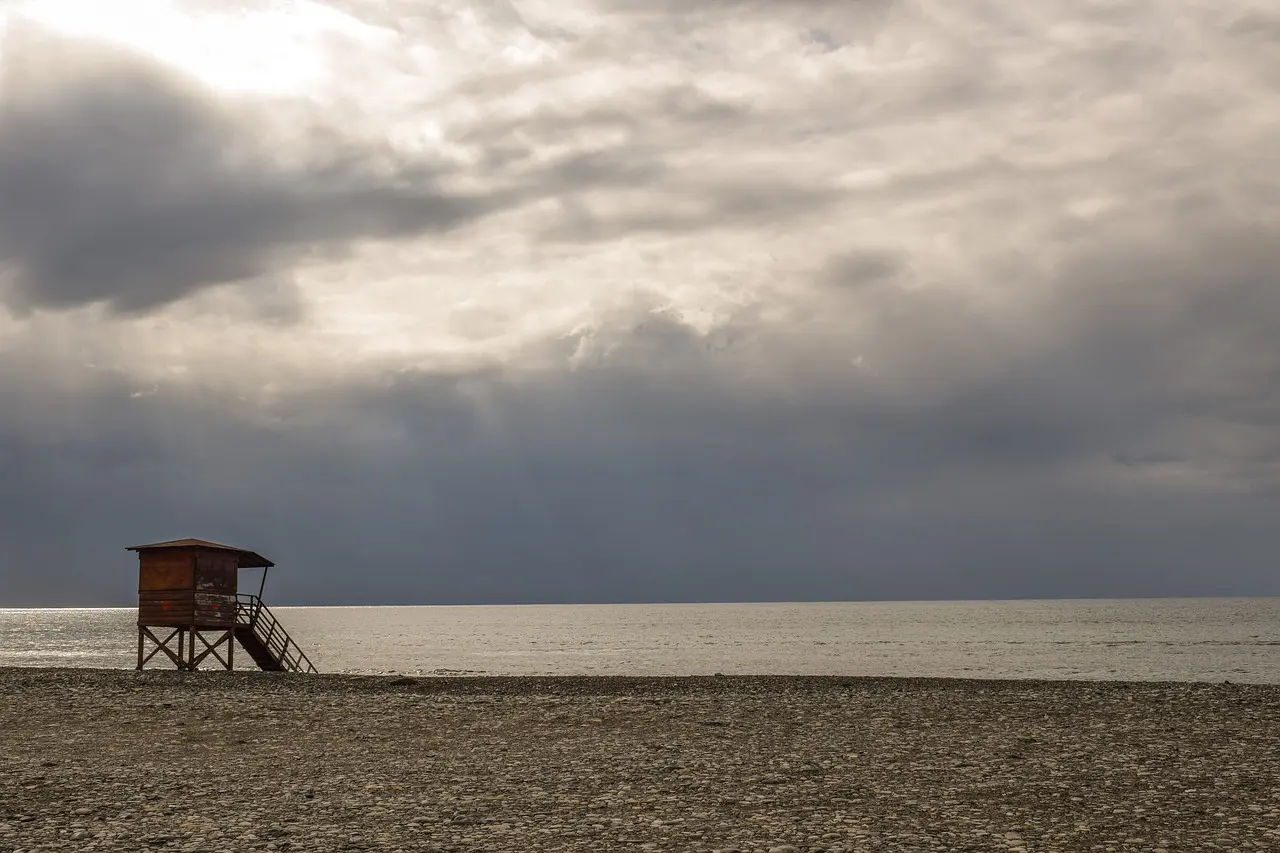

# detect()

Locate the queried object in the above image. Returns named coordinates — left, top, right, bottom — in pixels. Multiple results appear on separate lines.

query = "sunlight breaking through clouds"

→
left=15, top=0, right=388, bottom=95
left=1, top=0, right=1278, bottom=604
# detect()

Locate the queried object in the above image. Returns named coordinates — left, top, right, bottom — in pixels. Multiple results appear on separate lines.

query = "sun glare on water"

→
left=14, top=0, right=384, bottom=95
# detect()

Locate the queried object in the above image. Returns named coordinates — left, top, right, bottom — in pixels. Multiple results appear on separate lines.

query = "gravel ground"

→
left=1, top=669, right=1278, bottom=852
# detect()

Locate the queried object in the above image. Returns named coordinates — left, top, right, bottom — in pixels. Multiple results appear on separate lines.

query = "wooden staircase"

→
left=234, top=594, right=317, bottom=673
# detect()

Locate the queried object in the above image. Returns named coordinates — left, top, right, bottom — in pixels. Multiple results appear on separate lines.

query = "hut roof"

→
left=126, top=538, right=275, bottom=568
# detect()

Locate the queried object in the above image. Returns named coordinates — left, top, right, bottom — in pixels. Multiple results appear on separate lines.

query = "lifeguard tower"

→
left=128, top=538, right=316, bottom=673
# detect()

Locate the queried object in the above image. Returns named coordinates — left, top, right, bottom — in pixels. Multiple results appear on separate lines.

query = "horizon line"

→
left=2, top=593, right=1277, bottom=611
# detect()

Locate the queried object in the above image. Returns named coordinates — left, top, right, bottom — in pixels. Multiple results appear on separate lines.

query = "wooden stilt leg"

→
left=140, top=627, right=203, bottom=670
left=191, top=630, right=235, bottom=670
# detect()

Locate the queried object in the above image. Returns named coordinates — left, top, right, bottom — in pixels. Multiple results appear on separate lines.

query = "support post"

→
left=138, top=627, right=185, bottom=669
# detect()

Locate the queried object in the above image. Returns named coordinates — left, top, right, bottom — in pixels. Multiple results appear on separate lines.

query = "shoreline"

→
left=3, top=668, right=1278, bottom=851
left=4, top=664, right=1280, bottom=685
left=2, top=664, right=1277, bottom=688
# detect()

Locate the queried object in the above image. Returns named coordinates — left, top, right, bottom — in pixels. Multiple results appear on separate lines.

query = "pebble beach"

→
left=2, top=669, right=1278, bottom=852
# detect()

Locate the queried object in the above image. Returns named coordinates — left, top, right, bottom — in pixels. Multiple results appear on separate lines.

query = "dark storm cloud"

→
left=0, top=25, right=835, bottom=312
left=812, top=218, right=1280, bottom=492
left=0, top=27, right=504, bottom=314
left=2, top=215, right=1278, bottom=606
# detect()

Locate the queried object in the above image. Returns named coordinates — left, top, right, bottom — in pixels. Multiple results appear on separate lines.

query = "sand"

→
left=1, top=668, right=1278, bottom=852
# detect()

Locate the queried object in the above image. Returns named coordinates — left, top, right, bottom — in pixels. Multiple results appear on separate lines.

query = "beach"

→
left=1, top=669, right=1278, bottom=852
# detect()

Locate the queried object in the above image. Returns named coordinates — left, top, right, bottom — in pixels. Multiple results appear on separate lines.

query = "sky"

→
left=1, top=0, right=1278, bottom=606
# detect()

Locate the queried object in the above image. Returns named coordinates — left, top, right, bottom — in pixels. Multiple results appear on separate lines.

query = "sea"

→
left=1, top=598, right=1278, bottom=682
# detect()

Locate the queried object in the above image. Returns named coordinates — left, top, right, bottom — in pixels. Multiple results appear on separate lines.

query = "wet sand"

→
left=1, top=668, right=1278, bottom=852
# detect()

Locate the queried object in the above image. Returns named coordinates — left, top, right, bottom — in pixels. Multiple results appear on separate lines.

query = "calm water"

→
left=1, top=598, right=1277, bottom=682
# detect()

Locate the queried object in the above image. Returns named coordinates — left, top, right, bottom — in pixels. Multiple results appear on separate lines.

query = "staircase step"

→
left=233, top=597, right=315, bottom=673
left=233, top=626, right=285, bottom=671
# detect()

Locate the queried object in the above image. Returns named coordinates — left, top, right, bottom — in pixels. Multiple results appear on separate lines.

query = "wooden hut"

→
left=128, top=538, right=315, bottom=673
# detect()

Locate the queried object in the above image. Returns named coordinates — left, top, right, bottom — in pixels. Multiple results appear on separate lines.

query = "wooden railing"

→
left=235, top=594, right=318, bottom=673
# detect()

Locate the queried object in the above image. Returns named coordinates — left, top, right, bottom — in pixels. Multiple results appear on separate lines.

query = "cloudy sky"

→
left=1, top=0, right=1278, bottom=606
